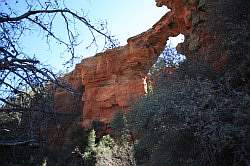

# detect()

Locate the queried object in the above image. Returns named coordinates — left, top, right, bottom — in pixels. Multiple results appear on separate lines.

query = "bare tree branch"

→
left=0, top=0, right=119, bottom=108
left=0, top=9, right=115, bottom=44
left=0, top=9, right=68, bottom=23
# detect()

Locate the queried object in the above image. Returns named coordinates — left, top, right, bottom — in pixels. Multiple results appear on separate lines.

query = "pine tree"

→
left=83, top=129, right=96, bottom=161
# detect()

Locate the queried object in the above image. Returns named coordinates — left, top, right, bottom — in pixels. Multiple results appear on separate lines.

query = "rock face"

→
left=54, top=0, right=193, bottom=127
left=54, top=0, right=250, bottom=127
left=177, top=0, right=250, bottom=88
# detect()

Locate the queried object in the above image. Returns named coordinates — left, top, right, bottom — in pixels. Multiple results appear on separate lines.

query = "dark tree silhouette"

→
left=0, top=0, right=118, bottom=107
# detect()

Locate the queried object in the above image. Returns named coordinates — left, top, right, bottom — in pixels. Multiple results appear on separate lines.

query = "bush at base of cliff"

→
left=95, top=139, right=135, bottom=166
left=122, top=62, right=250, bottom=165
left=83, top=129, right=135, bottom=166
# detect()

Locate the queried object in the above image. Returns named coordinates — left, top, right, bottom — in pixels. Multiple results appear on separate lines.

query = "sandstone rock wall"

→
left=54, top=0, right=194, bottom=127
left=54, top=0, right=250, bottom=127
left=177, top=0, right=249, bottom=88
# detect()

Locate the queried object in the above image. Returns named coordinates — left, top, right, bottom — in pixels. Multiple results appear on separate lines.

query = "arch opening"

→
left=146, top=34, right=186, bottom=94
left=148, top=33, right=186, bottom=76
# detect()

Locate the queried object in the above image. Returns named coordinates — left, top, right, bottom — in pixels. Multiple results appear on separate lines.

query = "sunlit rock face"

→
left=53, top=0, right=193, bottom=128
left=54, top=0, right=250, bottom=127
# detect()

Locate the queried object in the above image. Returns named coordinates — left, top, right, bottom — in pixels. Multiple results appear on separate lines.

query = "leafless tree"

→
left=0, top=0, right=118, bottom=107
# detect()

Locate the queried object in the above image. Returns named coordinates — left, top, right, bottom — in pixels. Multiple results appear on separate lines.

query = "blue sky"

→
left=2, top=0, right=184, bottom=72
left=81, top=0, right=168, bottom=45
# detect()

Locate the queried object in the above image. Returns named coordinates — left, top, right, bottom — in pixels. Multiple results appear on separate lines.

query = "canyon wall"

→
left=54, top=0, right=250, bottom=127
left=54, top=0, right=192, bottom=127
left=178, top=0, right=249, bottom=86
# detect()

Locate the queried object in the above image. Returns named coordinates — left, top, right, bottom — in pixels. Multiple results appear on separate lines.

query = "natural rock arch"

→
left=54, top=0, right=192, bottom=127
left=54, top=0, right=250, bottom=127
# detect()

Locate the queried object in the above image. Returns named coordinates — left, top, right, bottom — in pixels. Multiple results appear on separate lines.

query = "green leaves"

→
left=83, top=129, right=96, bottom=161
left=123, top=73, right=250, bottom=165
left=198, top=0, right=206, bottom=11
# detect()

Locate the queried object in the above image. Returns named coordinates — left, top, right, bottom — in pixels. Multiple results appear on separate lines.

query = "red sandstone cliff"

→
left=54, top=0, right=250, bottom=127
left=54, top=0, right=194, bottom=127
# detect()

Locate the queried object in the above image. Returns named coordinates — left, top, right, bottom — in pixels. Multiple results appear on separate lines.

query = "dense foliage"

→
left=111, top=60, right=250, bottom=166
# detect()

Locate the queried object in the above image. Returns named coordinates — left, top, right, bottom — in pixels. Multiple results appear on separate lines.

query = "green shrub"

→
left=125, top=74, right=250, bottom=165
left=109, top=110, right=128, bottom=138
left=82, top=129, right=135, bottom=166
left=83, top=129, right=97, bottom=165
left=95, top=135, right=135, bottom=166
